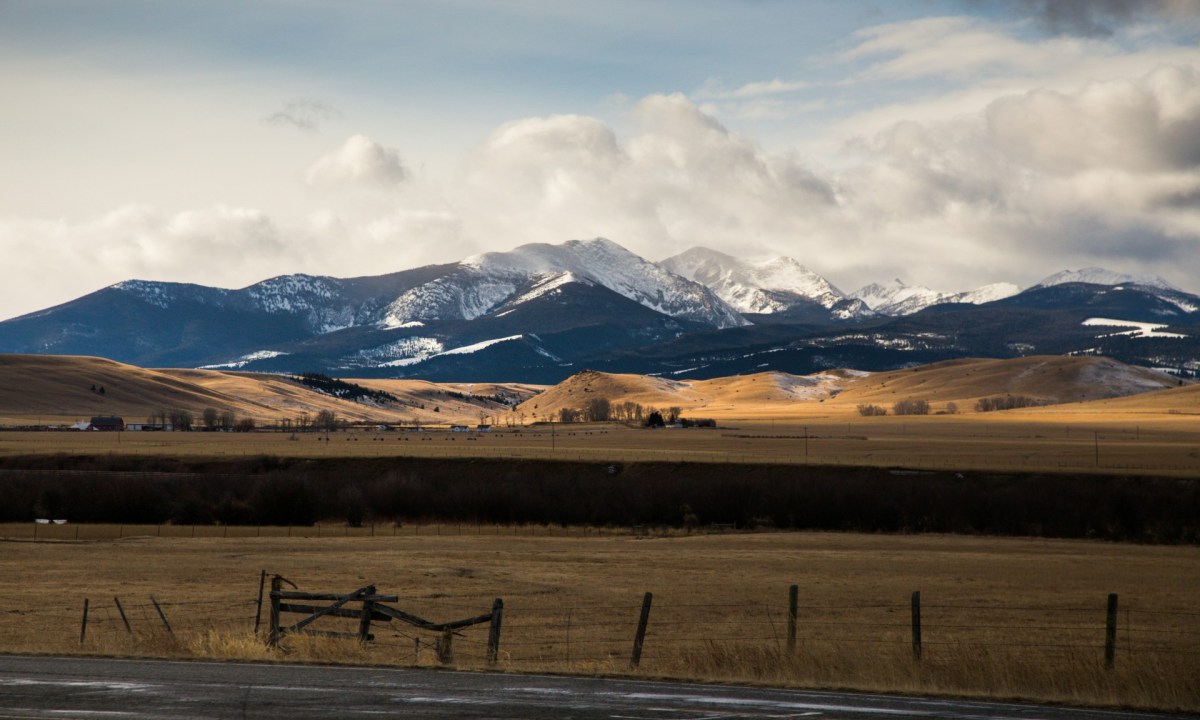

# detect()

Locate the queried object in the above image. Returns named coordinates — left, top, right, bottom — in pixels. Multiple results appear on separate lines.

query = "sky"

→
left=2, top=0, right=1200, bottom=320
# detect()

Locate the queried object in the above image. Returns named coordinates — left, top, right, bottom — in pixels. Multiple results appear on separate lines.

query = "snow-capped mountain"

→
left=1034, top=267, right=1196, bottom=315
left=382, top=238, right=747, bottom=330
left=659, top=247, right=871, bottom=319
left=947, top=282, right=1022, bottom=306
left=1035, top=268, right=1178, bottom=292
left=850, top=279, right=947, bottom=316
left=2, top=240, right=1197, bottom=383
left=850, top=279, right=1020, bottom=316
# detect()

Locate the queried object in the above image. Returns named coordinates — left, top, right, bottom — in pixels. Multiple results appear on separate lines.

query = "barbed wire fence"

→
left=12, top=581, right=1194, bottom=674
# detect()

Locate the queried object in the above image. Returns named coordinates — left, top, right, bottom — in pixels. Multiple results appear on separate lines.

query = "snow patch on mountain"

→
left=1082, top=318, right=1188, bottom=339
left=199, top=350, right=289, bottom=369
left=382, top=334, right=524, bottom=367
left=352, top=337, right=445, bottom=367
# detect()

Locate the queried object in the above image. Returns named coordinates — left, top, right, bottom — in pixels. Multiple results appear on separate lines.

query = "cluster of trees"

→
left=557, top=400, right=682, bottom=425
left=277, top=410, right=341, bottom=432
left=295, top=373, right=398, bottom=404
left=144, top=408, right=256, bottom=432
left=975, top=395, right=1046, bottom=412
left=892, top=399, right=931, bottom=416
left=1, top=455, right=1195, bottom=543
left=857, top=399, right=956, bottom=417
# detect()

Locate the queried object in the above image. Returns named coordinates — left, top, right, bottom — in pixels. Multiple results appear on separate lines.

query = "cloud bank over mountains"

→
left=1, top=4, right=1198, bottom=320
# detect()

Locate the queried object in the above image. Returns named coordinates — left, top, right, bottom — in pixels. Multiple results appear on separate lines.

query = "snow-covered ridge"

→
left=384, top=238, right=747, bottom=329
left=660, top=247, right=850, bottom=314
left=1038, top=268, right=1178, bottom=292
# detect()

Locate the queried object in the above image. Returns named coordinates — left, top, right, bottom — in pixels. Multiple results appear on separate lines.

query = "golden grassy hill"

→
left=514, top=356, right=1186, bottom=422
left=514, top=368, right=858, bottom=421
left=833, top=356, right=1182, bottom=413
left=0, top=355, right=531, bottom=427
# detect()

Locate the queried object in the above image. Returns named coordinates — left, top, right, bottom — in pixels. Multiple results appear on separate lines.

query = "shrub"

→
left=857, top=404, right=888, bottom=417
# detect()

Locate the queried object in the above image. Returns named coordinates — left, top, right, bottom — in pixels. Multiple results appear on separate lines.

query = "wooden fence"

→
left=265, top=575, right=503, bottom=664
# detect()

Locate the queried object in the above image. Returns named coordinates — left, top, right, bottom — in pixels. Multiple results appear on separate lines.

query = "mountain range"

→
left=1, top=237, right=1197, bottom=382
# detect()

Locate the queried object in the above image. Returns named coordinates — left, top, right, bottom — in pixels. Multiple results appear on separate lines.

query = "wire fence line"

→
left=11, top=586, right=1188, bottom=671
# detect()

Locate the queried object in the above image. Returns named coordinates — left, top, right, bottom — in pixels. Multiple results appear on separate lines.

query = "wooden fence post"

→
left=437, top=628, right=454, bottom=665
left=487, top=598, right=504, bottom=664
left=358, top=585, right=376, bottom=642
left=787, top=584, right=798, bottom=652
left=268, top=576, right=282, bottom=647
left=114, top=596, right=132, bottom=634
left=150, top=595, right=174, bottom=637
left=254, top=569, right=267, bottom=634
left=1105, top=593, right=1118, bottom=669
left=911, top=591, right=922, bottom=661
left=80, top=598, right=89, bottom=643
left=631, top=591, right=653, bottom=669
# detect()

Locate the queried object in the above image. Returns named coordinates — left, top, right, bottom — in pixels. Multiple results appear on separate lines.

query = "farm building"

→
left=87, top=416, right=125, bottom=431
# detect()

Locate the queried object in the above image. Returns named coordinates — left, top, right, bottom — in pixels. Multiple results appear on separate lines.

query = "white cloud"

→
left=455, top=94, right=837, bottom=263
left=306, top=134, right=408, bottom=189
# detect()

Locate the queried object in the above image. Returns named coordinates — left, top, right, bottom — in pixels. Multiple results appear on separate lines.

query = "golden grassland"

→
left=0, top=530, right=1196, bottom=711
left=1, top=353, right=1197, bottom=475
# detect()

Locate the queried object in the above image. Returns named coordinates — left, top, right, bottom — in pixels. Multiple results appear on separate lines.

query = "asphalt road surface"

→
left=0, top=655, right=1184, bottom=720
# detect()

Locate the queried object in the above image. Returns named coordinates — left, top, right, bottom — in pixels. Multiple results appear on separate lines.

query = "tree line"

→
left=0, top=455, right=1195, bottom=543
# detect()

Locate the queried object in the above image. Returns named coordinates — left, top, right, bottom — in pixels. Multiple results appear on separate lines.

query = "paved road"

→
left=0, top=655, right=1183, bottom=720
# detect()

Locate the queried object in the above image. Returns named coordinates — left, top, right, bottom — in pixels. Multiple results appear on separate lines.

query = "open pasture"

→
left=0, top=531, right=1195, bottom=711
left=1, top=410, right=1198, bottom=475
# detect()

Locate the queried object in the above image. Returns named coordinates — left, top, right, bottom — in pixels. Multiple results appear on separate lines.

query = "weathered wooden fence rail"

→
left=266, top=575, right=503, bottom=664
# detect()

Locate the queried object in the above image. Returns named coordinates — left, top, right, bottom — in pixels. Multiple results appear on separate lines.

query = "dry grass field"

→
left=0, top=530, right=1196, bottom=711
left=1, top=410, right=1197, bottom=475
left=1, top=353, right=1197, bottom=708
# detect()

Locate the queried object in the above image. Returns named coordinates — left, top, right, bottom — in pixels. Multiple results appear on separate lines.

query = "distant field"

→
left=0, top=531, right=1195, bottom=711
left=2, top=411, right=1198, bottom=475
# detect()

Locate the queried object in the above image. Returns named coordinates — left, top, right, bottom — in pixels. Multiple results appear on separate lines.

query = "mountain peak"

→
left=1035, top=267, right=1177, bottom=291
left=659, top=246, right=850, bottom=315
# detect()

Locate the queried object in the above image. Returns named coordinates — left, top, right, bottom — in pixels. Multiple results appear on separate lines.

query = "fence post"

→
left=911, top=591, right=922, bottom=661
left=150, top=595, right=174, bottom=637
left=437, top=628, right=454, bottom=665
left=631, top=591, right=653, bottom=669
left=1105, top=593, right=1118, bottom=669
left=80, top=598, right=89, bottom=643
left=358, top=586, right=376, bottom=642
left=114, top=596, right=132, bottom=634
left=254, top=569, right=267, bottom=634
left=268, top=576, right=282, bottom=647
left=787, top=584, right=798, bottom=652
left=487, top=598, right=504, bottom=664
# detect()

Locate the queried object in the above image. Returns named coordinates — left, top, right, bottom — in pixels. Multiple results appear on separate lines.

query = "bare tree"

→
left=315, top=409, right=338, bottom=431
